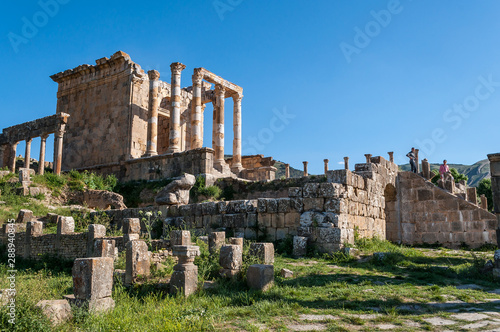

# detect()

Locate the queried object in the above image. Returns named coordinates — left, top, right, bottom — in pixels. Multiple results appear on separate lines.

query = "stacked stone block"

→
left=170, top=245, right=200, bottom=296
left=249, top=243, right=274, bottom=264
left=125, top=240, right=150, bottom=285
left=71, top=257, right=115, bottom=313
left=219, top=244, right=242, bottom=277
left=208, top=231, right=225, bottom=253
left=123, top=218, right=141, bottom=243
left=392, top=171, right=497, bottom=248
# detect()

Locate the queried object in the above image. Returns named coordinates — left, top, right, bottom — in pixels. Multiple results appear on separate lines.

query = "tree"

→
left=477, top=178, right=493, bottom=212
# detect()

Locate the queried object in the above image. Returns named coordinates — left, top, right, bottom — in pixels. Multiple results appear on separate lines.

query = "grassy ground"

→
left=0, top=238, right=499, bottom=331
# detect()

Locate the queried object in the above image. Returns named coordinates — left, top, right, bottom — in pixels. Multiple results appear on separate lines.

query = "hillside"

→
left=399, top=159, right=490, bottom=187
left=274, top=160, right=304, bottom=178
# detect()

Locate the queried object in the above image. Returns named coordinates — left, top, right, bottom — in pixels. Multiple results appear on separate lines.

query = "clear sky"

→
left=1, top=0, right=499, bottom=174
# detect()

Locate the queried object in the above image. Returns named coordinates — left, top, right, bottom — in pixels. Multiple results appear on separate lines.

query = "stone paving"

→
left=281, top=305, right=500, bottom=331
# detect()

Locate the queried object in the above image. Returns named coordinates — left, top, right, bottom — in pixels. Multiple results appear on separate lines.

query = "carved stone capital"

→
left=170, top=62, right=186, bottom=75
left=148, top=70, right=160, bottom=81
left=193, top=68, right=204, bottom=85
left=215, top=84, right=226, bottom=98
left=232, top=92, right=243, bottom=103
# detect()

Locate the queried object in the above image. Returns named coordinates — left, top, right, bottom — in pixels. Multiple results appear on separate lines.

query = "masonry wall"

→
left=51, top=51, right=150, bottom=170
left=387, top=171, right=497, bottom=248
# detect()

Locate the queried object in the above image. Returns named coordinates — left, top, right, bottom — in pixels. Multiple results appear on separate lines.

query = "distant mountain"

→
left=274, top=160, right=303, bottom=178
left=399, top=159, right=490, bottom=187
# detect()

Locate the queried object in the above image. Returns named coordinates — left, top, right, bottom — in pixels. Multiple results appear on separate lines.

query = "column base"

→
left=231, top=164, right=244, bottom=175
left=214, top=160, right=230, bottom=174
left=142, top=151, right=158, bottom=158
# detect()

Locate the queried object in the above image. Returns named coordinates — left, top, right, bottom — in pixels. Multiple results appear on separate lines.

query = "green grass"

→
left=1, top=239, right=499, bottom=331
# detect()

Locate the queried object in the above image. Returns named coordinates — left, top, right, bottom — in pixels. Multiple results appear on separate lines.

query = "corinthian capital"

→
left=215, top=84, right=226, bottom=98
left=170, top=62, right=186, bottom=75
left=148, top=70, right=160, bottom=81
left=232, top=92, right=243, bottom=103
left=193, top=68, right=204, bottom=85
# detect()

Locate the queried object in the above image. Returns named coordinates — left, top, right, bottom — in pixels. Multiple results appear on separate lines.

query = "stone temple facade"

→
left=0, top=51, right=276, bottom=182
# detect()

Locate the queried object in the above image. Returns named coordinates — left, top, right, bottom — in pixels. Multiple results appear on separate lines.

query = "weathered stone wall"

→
left=0, top=226, right=124, bottom=261
left=72, top=148, right=216, bottom=182
left=388, top=171, right=497, bottom=248
left=51, top=51, right=150, bottom=170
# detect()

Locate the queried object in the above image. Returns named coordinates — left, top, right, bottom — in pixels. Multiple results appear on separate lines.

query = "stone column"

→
left=344, top=157, right=349, bottom=170
left=487, top=153, right=500, bottom=245
left=0, top=145, right=5, bottom=169
left=213, top=84, right=226, bottom=169
left=9, top=142, right=18, bottom=173
left=231, top=93, right=243, bottom=173
left=170, top=245, right=200, bottom=296
left=467, top=187, right=477, bottom=205
left=145, top=70, right=161, bottom=157
left=285, top=164, right=290, bottom=178
left=190, top=68, right=204, bottom=149
left=415, top=149, right=420, bottom=173
left=54, top=125, right=65, bottom=175
left=168, top=62, right=186, bottom=154
left=388, top=151, right=394, bottom=163
left=303, top=161, right=308, bottom=177
left=364, top=154, right=372, bottom=163
left=422, top=158, right=431, bottom=180
left=38, top=135, right=48, bottom=175
left=481, top=194, right=488, bottom=210
left=24, top=138, right=32, bottom=169
left=323, top=159, right=329, bottom=174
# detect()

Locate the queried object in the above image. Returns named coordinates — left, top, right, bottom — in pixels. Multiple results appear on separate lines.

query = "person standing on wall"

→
left=439, top=159, right=452, bottom=181
left=406, top=147, right=417, bottom=173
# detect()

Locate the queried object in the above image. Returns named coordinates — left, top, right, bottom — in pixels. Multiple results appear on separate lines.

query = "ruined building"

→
left=0, top=51, right=276, bottom=181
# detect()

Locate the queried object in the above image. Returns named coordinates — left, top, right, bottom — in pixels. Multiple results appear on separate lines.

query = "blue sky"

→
left=1, top=0, right=499, bottom=174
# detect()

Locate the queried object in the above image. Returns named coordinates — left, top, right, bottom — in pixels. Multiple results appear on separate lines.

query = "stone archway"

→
left=384, top=183, right=398, bottom=243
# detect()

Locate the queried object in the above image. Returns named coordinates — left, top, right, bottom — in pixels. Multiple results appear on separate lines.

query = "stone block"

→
left=27, top=221, right=43, bottom=237
left=249, top=243, right=274, bottom=264
left=123, top=233, right=139, bottom=243
left=72, top=257, right=114, bottom=300
left=246, top=213, right=257, bottom=227
left=280, top=268, right=293, bottom=278
left=288, top=187, right=302, bottom=197
left=276, top=228, right=289, bottom=240
left=16, top=209, right=33, bottom=223
left=125, top=240, right=150, bottom=285
left=290, top=197, right=304, bottom=212
left=94, top=239, right=116, bottom=259
left=284, top=212, right=300, bottom=228
left=122, top=218, right=141, bottom=234
left=170, top=264, right=198, bottom=296
left=87, top=224, right=106, bottom=257
left=273, top=213, right=285, bottom=228
left=201, top=202, right=218, bottom=215
left=57, top=216, right=75, bottom=235
left=267, top=199, right=278, bottom=213
left=277, top=198, right=291, bottom=213
left=36, top=300, right=72, bottom=325
left=170, top=230, right=191, bottom=246
left=247, top=264, right=274, bottom=291
left=88, top=297, right=115, bottom=314
left=257, top=198, right=267, bottom=213
left=218, top=201, right=228, bottom=214
left=303, top=183, right=319, bottom=198
left=208, top=232, right=225, bottom=253
left=259, top=213, right=272, bottom=227
left=219, top=244, right=242, bottom=270
left=229, top=237, right=244, bottom=251
left=319, top=183, right=342, bottom=198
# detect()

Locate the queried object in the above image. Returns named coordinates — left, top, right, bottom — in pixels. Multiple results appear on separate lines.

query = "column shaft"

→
left=231, top=93, right=243, bottom=173
left=214, top=84, right=226, bottom=167
left=25, top=138, right=32, bottom=169
left=9, top=142, right=18, bottom=172
left=303, top=161, right=308, bottom=177
left=0, top=145, right=5, bottom=169
left=54, top=125, right=65, bottom=175
left=38, top=135, right=48, bottom=175
left=145, top=70, right=160, bottom=156
left=168, top=62, right=186, bottom=153
left=190, top=69, right=204, bottom=149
